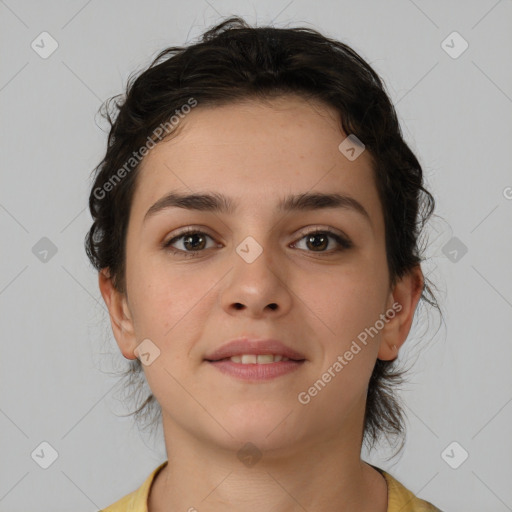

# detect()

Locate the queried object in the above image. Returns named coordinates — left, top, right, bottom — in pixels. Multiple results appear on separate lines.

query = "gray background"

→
left=1, top=1, right=511, bottom=510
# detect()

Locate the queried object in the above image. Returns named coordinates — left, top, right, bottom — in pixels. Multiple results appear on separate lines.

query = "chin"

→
left=217, top=404, right=304, bottom=452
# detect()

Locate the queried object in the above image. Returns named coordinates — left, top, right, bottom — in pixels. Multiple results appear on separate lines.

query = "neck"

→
left=148, top=416, right=388, bottom=512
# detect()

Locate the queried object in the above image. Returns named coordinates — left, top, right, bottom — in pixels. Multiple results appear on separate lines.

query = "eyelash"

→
left=162, top=226, right=353, bottom=258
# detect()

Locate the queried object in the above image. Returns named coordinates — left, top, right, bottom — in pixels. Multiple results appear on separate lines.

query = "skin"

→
left=99, top=95, right=423, bottom=512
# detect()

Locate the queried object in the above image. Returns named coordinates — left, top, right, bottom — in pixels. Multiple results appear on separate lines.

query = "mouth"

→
left=204, top=337, right=306, bottom=362
left=204, top=338, right=306, bottom=381
left=207, top=354, right=304, bottom=364
left=206, top=357, right=305, bottom=381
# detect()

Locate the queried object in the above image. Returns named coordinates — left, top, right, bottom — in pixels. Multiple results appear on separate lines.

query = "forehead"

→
left=131, top=96, right=381, bottom=225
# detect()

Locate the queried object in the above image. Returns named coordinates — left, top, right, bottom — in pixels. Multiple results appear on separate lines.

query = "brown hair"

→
left=86, top=16, right=441, bottom=454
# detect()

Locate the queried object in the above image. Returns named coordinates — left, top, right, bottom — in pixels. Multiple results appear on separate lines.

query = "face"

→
left=100, top=95, right=422, bottom=454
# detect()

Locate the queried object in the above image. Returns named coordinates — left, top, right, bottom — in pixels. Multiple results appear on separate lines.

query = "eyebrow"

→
left=143, top=191, right=371, bottom=224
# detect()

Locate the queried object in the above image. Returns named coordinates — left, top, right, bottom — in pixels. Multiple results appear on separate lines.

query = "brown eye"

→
left=163, top=229, right=216, bottom=257
left=293, top=229, right=352, bottom=253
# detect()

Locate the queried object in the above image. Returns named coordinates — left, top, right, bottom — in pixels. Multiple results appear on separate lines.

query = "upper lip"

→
left=205, top=338, right=306, bottom=361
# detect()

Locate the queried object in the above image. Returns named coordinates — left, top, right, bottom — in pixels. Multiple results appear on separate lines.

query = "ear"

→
left=98, top=269, right=138, bottom=360
left=377, top=265, right=424, bottom=361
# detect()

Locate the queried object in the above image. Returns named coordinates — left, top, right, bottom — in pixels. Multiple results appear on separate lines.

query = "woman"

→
left=87, top=16, right=443, bottom=511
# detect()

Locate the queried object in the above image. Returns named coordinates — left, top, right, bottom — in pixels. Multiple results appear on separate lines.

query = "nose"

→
left=220, top=238, right=293, bottom=319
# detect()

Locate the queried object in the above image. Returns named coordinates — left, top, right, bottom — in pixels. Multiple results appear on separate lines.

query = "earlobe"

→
left=377, top=266, right=424, bottom=361
left=98, top=269, right=138, bottom=360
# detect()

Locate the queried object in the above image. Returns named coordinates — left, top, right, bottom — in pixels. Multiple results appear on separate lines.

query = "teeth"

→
left=229, top=354, right=290, bottom=364
left=256, top=355, right=275, bottom=364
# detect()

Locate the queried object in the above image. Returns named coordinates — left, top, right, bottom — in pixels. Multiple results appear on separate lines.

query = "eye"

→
left=163, top=228, right=218, bottom=257
left=292, top=228, right=352, bottom=253
left=162, top=226, right=353, bottom=258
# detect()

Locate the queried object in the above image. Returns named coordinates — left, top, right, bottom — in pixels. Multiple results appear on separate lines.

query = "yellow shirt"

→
left=100, top=461, right=442, bottom=511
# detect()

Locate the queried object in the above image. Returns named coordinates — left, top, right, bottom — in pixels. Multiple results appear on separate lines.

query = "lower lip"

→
left=207, top=360, right=305, bottom=381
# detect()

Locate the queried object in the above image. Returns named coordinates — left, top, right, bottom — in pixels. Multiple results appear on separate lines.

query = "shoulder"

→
left=99, top=461, right=168, bottom=512
left=377, top=467, right=444, bottom=512
left=99, top=490, right=138, bottom=512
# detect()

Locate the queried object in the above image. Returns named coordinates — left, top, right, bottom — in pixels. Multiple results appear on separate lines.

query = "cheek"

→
left=294, top=271, right=384, bottom=421
left=296, top=262, right=388, bottom=343
left=127, top=256, right=217, bottom=345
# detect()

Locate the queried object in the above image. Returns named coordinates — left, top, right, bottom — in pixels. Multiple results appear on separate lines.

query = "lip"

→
left=204, top=338, right=306, bottom=362
left=208, top=359, right=304, bottom=381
